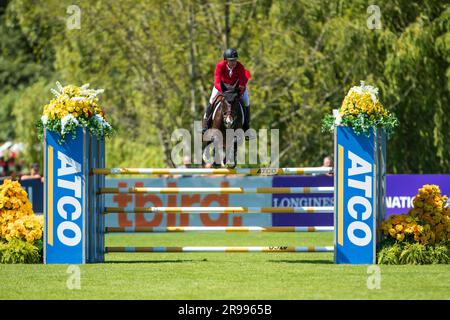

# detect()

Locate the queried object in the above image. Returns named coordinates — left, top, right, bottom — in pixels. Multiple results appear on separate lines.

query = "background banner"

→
left=104, top=176, right=272, bottom=227
left=11, top=174, right=450, bottom=226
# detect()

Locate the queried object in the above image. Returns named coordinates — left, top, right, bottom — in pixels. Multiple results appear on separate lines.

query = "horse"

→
left=202, top=80, right=245, bottom=168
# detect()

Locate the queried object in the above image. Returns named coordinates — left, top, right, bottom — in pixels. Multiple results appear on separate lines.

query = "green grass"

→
left=0, top=232, right=448, bottom=299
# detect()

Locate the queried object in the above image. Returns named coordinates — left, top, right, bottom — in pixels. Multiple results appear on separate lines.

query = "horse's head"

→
left=219, top=80, right=241, bottom=129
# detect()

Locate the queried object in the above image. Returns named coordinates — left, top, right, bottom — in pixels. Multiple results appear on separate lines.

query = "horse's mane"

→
left=221, top=83, right=240, bottom=103
left=222, top=91, right=239, bottom=103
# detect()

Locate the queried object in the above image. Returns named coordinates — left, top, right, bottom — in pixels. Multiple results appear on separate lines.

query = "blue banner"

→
left=335, top=126, right=379, bottom=264
left=19, top=179, right=44, bottom=214
left=272, top=175, right=334, bottom=226
left=44, top=128, right=86, bottom=264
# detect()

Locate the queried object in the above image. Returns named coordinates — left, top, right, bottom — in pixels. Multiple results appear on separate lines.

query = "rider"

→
left=202, top=48, right=251, bottom=134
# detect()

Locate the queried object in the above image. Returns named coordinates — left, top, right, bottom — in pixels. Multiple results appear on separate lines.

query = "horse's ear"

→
left=220, top=81, right=228, bottom=93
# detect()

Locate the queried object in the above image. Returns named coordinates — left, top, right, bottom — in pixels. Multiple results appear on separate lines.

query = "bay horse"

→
left=202, top=80, right=245, bottom=168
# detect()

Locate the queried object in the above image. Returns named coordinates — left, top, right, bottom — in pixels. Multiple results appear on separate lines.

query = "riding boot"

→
left=202, top=102, right=213, bottom=134
left=243, top=105, right=253, bottom=140
left=243, top=105, right=250, bottom=132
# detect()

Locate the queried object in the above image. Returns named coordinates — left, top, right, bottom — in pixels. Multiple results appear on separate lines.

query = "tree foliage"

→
left=0, top=0, right=448, bottom=172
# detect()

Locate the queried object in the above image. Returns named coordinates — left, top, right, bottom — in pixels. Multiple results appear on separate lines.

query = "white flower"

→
left=41, top=115, right=48, bottom=125
left=50, top=88, right=60, bottom=97
left=51, top=81, right=64, bottom=97
left=80, top=87, right=104, bottom=99
left=56, top=81, right=64, bottom=92
left=333, top=109, right=342, bottom=126
left=60, top=114, right=79, bottom=133
left=50, top=81, right=104, bottom=100
left=71, top=96, right=87, bottom=101
left=94, top=114, right=111, bottom=128
left=348, top=81, right=379, bottom=103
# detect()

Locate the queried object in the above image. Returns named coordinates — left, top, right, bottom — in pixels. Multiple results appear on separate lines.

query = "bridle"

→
left=219, top=94, right=239, bottom=129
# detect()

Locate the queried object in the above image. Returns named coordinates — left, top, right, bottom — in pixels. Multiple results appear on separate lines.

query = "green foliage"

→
left=11, top=79, right=51, bottom=166
left=0, top=238, right=41, bottom=264
left=377, top=242, right=402, bottom=265
left=38, top=112, right=115, bottom=145
left=0, top=90, right=20, bottom=141
left=427, top=244, right=450, bottom=264
left=378, top=240, right=450, bottom=265
left=0, top=0, right=448, bottom=171
left=399, top=242, right=431, bottom=265
left=106, top=137, right=165, bottom=169
left=322, top=112, right=399, bottom=138
left=342, top=113, right=399, bottom=137
left=34, top=238, right=43, bottom=262
left=0, top=3, right=53, bottom=142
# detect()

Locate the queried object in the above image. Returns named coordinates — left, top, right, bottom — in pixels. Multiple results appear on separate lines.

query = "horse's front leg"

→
left=223, top=139, right=237, bottom=168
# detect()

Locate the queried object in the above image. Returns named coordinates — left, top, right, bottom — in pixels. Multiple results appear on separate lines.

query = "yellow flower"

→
left=413, top=198, right=424, bottom=208
left=41, top=83, right=105, bottom=124
left=0, top=180, right=43, bottom=243
left=391, top=184, right=450, bottom=244
left=388, top=228, right=396, bottom=237
left=396, top=233, right=405, bottom=242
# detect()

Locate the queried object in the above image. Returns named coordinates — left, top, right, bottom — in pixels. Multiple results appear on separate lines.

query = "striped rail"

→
left=93, top=167, right=333, bottom=176
left=104, top=206, right=334, bottom=214
left=105, top=246, right=335, bottom=253
left=105, top=226, right=334, bottom=233
left=99, top=186, right=334, bottom=194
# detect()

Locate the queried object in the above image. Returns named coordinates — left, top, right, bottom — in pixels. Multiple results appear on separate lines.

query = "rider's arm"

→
left=238, top=64, right=249, bottom=94
left=214, top=62, right=224, bottom=92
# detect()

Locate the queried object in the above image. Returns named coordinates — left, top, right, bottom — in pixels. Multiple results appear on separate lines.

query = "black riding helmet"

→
left=223, top=48, right=238, bottom=60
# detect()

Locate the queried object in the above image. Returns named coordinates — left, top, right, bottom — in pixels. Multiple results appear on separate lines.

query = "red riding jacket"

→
left=214, top=60, right=251, bottom=93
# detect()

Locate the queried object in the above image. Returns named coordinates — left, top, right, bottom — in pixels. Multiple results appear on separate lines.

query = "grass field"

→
left=0, top=232, right=448, bottom=299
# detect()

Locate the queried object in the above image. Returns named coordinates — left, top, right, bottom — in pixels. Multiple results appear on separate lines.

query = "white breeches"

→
left=209, top=87, right=250, bottom=106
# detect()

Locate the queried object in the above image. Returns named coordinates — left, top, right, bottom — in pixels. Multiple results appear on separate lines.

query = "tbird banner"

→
left=104, top=177, right=273, bottom=228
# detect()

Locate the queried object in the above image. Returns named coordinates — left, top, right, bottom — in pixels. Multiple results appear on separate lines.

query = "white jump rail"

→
left=92, top=167, right=333, bottom=176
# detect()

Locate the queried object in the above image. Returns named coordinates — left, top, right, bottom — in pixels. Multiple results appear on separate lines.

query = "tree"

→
left=1, top=0, right=448, bottom=173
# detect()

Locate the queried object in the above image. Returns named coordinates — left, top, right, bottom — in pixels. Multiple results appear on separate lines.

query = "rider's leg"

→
left=202, top=104, right=213, bottom=133
left=203, top=87, right=220, bottom=133
left=242, top=89, right=250, bottom=132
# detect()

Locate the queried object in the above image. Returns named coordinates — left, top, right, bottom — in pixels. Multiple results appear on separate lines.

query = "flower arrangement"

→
left=38, top=82, right=113, bottom=143
left=378, top=184, right=449, bottom=264
left=380, top=214, right=424, bottom=243
left=322, top=81, right=398, bottom=136
left=0, top=180, right=43, bottom=243
left=0, top=180, right=43, bottom=263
